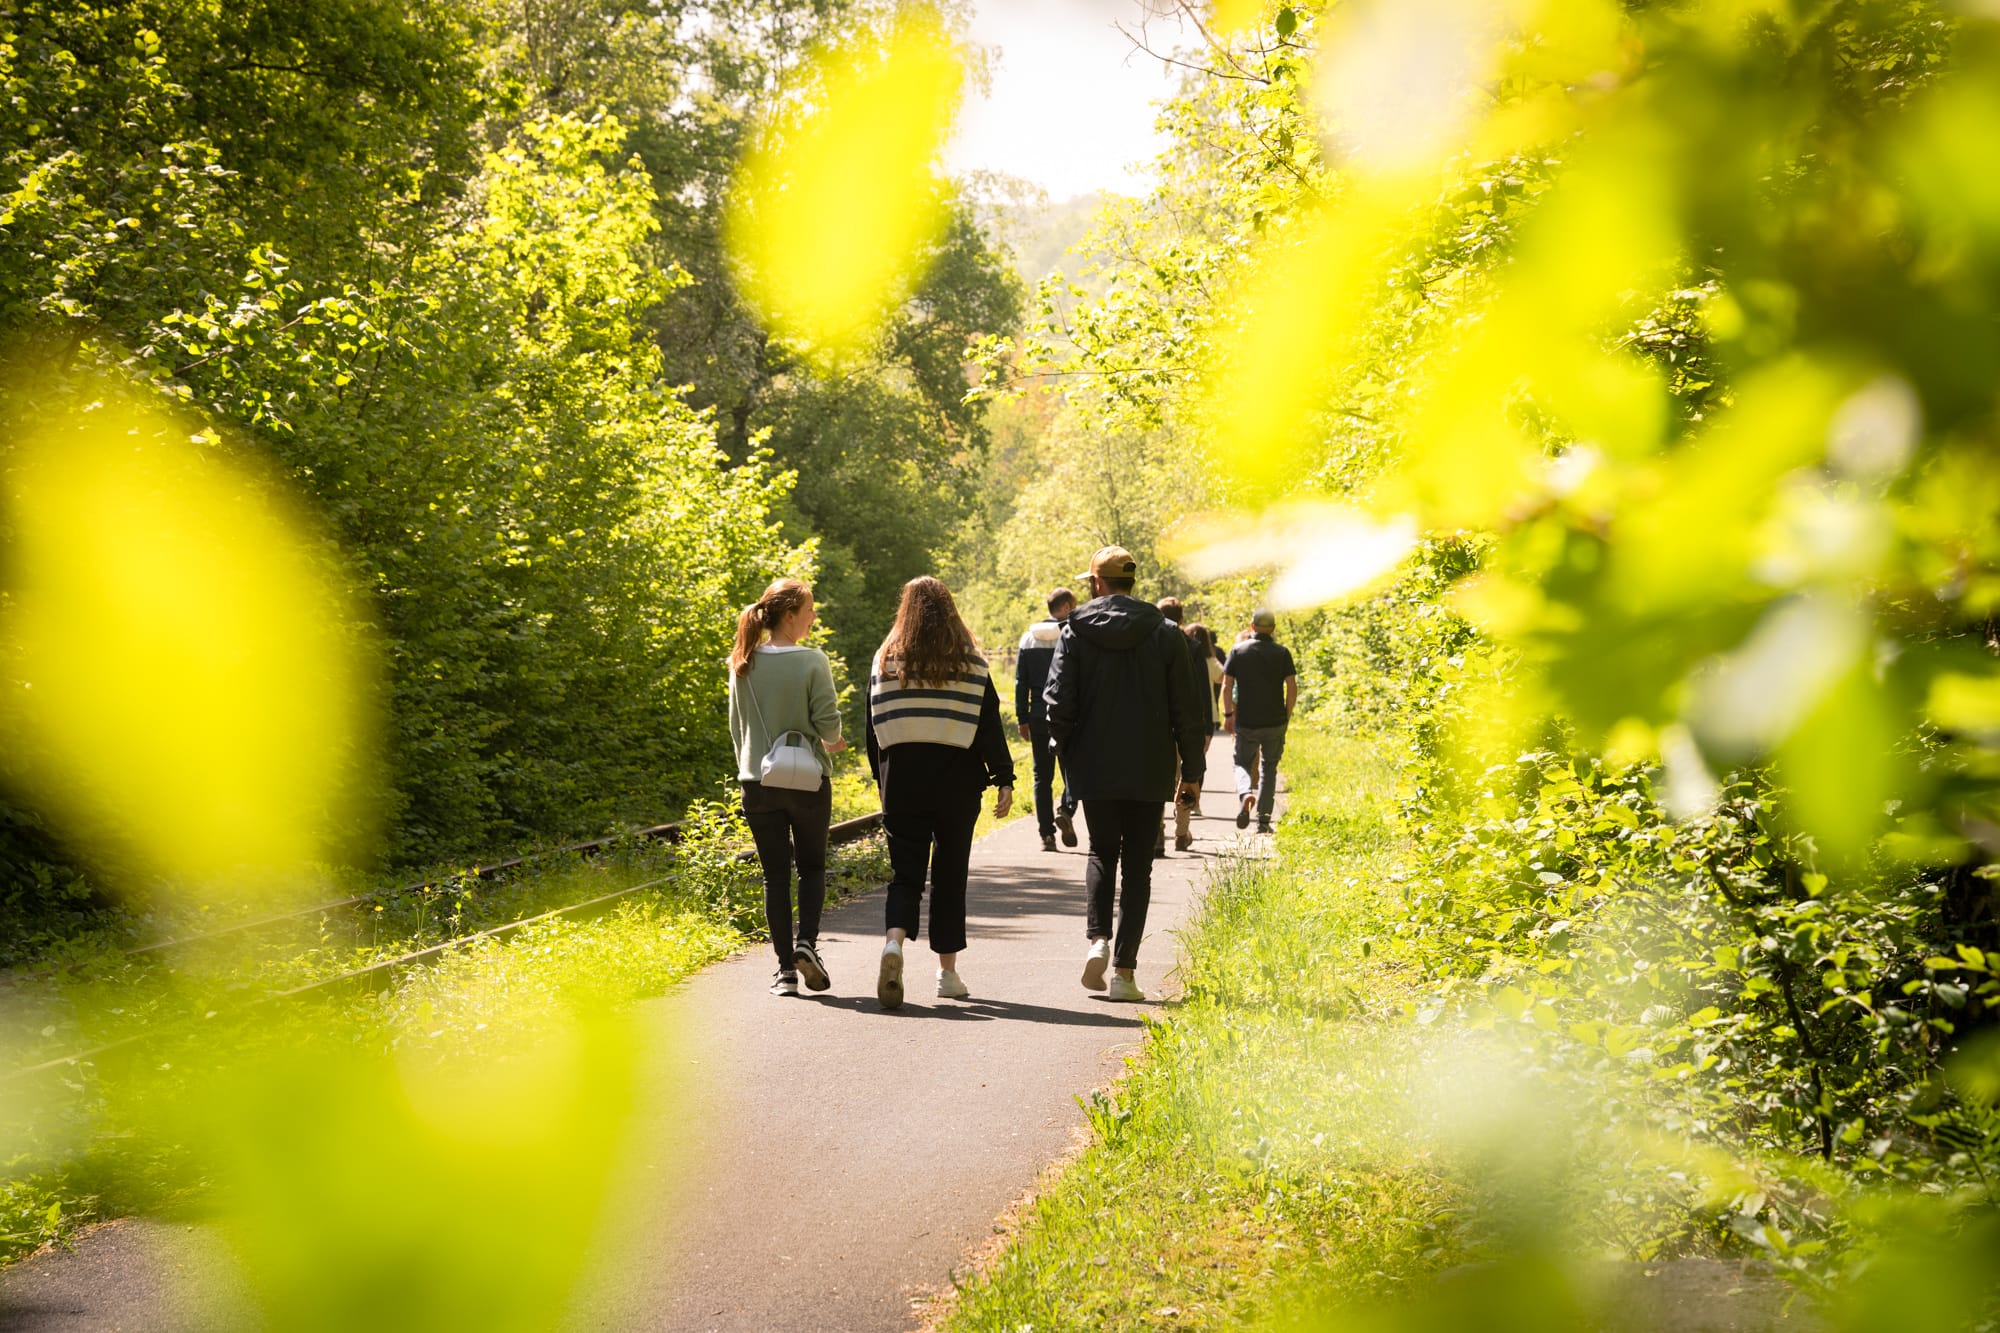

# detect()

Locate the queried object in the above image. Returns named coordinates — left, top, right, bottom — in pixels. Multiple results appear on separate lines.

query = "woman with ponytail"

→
left=727, top=577, right=846, bottom=997
left=865, top=576, right=1015, bottom=1009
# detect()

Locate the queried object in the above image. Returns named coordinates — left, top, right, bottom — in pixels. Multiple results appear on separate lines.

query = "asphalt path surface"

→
left=1, top=735, right=1266, bottom=1333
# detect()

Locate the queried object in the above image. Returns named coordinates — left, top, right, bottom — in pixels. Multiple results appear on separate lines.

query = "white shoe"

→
left=877, top=939, right=904, bottom=1010
left=1081, top=938, right=1111, bottom=991
left=937, top=968, right=969, bottom=1000
left=1107, top=973, right=1147, bottom=1002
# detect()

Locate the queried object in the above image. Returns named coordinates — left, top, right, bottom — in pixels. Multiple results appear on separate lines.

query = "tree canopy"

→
left=0, top=0, right=1022, bottom=930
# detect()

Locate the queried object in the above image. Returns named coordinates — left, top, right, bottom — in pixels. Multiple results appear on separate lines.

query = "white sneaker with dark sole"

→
left=877, top=940, right=905, bottom=1010
left=1237, top=795, right=1254, bottom=829
left=1107, top=973, right=1147, bottom=1002
left=770, top=970, right=799, bottom=997
left=1081, top=938, right=1111, bottom=992
left=937, top=968, right=969, bottom=1000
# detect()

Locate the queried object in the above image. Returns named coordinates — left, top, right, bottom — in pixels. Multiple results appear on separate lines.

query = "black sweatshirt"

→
left=1043, top=595, right=1207, bottom=803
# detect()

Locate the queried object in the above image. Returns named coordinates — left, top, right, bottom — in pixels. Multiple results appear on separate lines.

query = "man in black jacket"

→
left=1044, top=546, right=1206, bottom=1002
left=1014, top=586, right=1078, bottom=852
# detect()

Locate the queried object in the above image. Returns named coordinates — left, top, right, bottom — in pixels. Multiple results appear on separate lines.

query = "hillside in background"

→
left=978, top=189, right=1116, bottom=290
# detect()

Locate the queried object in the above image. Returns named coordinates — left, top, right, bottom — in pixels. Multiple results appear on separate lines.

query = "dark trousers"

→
left=1082, top=798, right=1162, bottom=970
left=883, top=785, right=981, bottom=955
left=1028, top=718, right=1075, bottom=839
left=741, top=777, right=831, bottom=968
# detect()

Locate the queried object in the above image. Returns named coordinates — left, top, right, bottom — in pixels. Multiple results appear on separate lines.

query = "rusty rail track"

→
left=5, top=812, right=883, bottom=1082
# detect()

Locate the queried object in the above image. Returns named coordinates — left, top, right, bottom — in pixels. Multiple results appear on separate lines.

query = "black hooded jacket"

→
left=1042, top=595, right=1207, bottom=802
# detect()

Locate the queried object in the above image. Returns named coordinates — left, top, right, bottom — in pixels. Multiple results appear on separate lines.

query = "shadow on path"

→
left=802, top=992, right=1151, bottom=1028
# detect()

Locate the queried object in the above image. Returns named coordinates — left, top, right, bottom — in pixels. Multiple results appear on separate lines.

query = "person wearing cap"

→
left=1015, top=587, right=1080, bottom=852
left=1152, top=597, right=1211, bottom=855
left=1042, top=545, right=1207, bottom=1002
left=1221, top=608, right=1298, bottom=835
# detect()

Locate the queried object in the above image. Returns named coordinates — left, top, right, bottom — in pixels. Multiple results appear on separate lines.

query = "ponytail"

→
left=730, top=577, right=813, bottom=676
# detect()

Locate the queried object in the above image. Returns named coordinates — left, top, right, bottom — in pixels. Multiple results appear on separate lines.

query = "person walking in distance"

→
left=1015, top=587, right=1079, bottom=853
left=728, top=578, right=847, bottom=997
left=867, top=576, right=1016, bottom=1009
left=1152, top=597, right=1212, bottom=856
left=1222, top=607, right=1298, bottom=835
left=1186, top=622, right=1225, bottom=731
left=1044, top=547, right=1206, bottom=1002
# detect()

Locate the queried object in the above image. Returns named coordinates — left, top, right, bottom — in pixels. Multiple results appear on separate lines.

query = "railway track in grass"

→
left=3, top=812, right=884, bottom=1082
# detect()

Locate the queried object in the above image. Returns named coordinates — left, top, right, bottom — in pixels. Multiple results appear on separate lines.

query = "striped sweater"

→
left=869, top=652, right=990, bottom=750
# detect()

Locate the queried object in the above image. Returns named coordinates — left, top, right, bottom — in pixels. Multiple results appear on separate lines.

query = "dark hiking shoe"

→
left=1237, top=795, right=1254, bottom=829
left=1041, top=835, right=1058, bottom=852
left=770, top=969, right=799, bottom=997
left=1055, top=810, right=1078, bottom=847
left=1257, top=819, right=1273, bottom=835
left=877, top=939, right=904, bottom=1010
left=793, top=941, right=830, bottom=992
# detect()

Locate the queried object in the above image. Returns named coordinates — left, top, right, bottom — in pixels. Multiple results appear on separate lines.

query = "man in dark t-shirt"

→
left=1221, top=608, right=1297, bottom=834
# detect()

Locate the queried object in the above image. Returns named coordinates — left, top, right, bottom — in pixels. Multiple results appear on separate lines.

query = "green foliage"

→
left=946, top=0, right=2000, bottom=1318
left=0, top=0, right=1025, bottom=918
left=942, top=732, right=1463, bottom=1332
left=674, top=793, right=763, bottom=930
left=1, top=1, right=968, bottom=933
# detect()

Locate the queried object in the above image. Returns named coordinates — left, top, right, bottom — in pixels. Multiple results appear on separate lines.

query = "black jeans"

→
left=1027, top=718, right=1076, bottom=839
left=741, top=777, right=831, bottom=968
left=1082, top=798, right=1162, bottom=969
left=883, top=783, right=981, bottom=956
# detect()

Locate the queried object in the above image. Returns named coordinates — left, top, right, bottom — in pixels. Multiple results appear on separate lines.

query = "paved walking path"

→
left=1, top=736, right=1262, bottom=1333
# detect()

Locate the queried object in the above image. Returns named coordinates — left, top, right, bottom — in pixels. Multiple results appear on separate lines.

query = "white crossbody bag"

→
left=739, top=670, right=823, bottom=791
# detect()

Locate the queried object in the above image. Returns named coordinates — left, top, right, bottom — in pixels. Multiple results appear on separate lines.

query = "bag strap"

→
left=739, top=661, right=805, bottom=747
left=739, top=663, right=772, bottom=738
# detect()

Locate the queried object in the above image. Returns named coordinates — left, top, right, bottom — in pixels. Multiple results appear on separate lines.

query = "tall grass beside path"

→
left=939, top=717, right=1996, bottom=1332
left=937, top=728, right=1467, bottom=1331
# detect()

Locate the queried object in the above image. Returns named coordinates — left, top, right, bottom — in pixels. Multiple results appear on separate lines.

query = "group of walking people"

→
left=725, top=545, right=1295, bottom=1008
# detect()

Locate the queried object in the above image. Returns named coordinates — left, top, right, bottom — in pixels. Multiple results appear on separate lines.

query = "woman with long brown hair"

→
left=1186, top=622, right=1225, bottom=733
left=865, top=576, right=1015, bottom=1009
left=728, top=577, right=846, bottom=997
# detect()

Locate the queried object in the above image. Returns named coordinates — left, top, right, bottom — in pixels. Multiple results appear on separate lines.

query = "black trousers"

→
left=741, top=777, right=831, bottom=968
left=1027, top=718, right=1075, bottom=839
left=883, top=783, right=981, bottom=956
left=1082, top=798, right=1163, bottom=970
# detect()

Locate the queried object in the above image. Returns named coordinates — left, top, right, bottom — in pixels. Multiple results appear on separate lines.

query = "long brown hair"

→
left=877, top=576, right=982, bottom=687
left=730, top=577, right=813, bottom=677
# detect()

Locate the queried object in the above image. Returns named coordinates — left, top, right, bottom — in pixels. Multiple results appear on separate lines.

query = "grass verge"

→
left=0, top=828, right=892, bottom=1267
left=935, top=725, right=1473, bottom=1331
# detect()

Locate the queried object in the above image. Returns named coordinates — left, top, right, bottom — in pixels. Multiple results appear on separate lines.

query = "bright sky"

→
left=944, top=0, right=1180, bottom=201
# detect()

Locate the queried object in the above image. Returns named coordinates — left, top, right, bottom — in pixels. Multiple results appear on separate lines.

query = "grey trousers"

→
left=1233, top=723, right=1286, bottom=822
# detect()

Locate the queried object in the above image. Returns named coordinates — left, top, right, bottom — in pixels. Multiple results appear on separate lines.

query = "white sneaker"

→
left=877, top=938, right=904, bottom=1010
left=937, top=968, right=969, bottom=1000
left=1081, top=938, right=1111, bottom=991
left=1107, top=973, right=1147, bottom=1002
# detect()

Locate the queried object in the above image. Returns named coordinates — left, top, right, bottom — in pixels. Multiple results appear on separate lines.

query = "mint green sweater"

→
left=727, top=646, right=843, bottom=782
